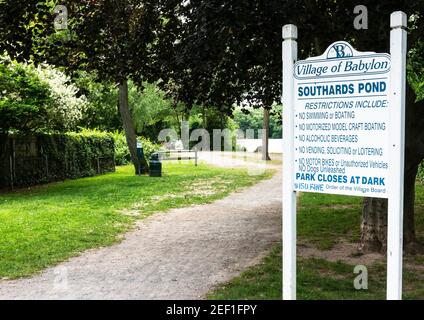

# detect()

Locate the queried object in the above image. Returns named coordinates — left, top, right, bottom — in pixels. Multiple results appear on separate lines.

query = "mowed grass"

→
left=0, top=162, right=273, bottom=279
left=297, top=192, right=363, bottom=250
left=209, top=184, right=424, bottom=300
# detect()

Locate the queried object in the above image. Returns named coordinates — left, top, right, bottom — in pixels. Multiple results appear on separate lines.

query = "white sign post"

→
left=387, top=11, right=407, bottom=300
left=282, top=11, right=407, bottom=300
left=282, top=24, right=298, bottom=300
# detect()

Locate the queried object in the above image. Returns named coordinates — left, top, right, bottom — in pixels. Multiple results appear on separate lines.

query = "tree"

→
left=60, top=0, right=169, bottom=174
left=159, top=0, right=424, bottom=252
left=129, top=81, right=172, bottom=134
left=73, top=75, right=171, bottom=137
left=233, top=106, right=282, bottom=139
left=157, top=1, right=280, bottom=158
left=0, top=0, right=177, bottom=174
left=262, top=108, right=271, bottom=160
left=74, top=72, right=122, bottom=132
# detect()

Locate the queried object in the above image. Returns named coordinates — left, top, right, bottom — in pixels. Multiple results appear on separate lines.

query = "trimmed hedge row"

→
left=0, top=132, right=115, bottom=189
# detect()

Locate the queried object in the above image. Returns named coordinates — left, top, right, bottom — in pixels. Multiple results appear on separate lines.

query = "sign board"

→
left=293, top=41, right=391, bottom=198
left=282, top=11, right=407, bottom=301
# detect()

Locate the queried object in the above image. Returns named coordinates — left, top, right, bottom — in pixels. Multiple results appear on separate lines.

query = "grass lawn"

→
left=0, top=162, right=273, bottom=279
left=208, top=184, right=424, bottom=300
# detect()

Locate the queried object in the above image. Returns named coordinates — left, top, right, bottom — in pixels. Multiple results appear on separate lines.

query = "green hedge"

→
left=0, top=132, right=115, bottom=189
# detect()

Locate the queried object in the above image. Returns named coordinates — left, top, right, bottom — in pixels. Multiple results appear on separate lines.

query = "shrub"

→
left=110, top=131, right=131, bottom=165
left=0, top=56, right=53, bottom=134
left=0, top=132, right=115, bottom=188
left=36, top=64, right=87, bottom=131
left=0, top=56, right=87, bottom=134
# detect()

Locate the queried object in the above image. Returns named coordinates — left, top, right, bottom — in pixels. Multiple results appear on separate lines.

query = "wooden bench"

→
left=156, top=150, right=198, bottom=166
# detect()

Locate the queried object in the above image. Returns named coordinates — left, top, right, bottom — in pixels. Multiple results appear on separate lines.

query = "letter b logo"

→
left=327, top=42, right=353, bottom=59
left=333, top=45, right=346, bottom=58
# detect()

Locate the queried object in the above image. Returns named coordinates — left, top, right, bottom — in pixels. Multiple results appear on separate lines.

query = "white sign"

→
left=282, top=11, right=407, bottom=301
left=293, top=41, right=391, bottom=198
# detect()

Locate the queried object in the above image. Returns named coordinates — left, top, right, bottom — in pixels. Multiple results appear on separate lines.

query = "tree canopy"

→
left=158, top=0, right=424, bottom=109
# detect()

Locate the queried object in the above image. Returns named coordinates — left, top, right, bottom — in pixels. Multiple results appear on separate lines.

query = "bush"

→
left=35, top=64, right=87, bottom=131
left=0, top=55, right=87, bottom=134
left=110, top=131, right=131, bottom=166
left=0, top=56, right=53, bottom=134
left=0, top=132, right=115, bottom=188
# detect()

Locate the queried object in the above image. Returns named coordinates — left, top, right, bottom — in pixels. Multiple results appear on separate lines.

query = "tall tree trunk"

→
left=118, top=79, right=148, bottom=175
left=359, top=197, right=388, bottom=252
left=262, top=108, right=271, bottom=161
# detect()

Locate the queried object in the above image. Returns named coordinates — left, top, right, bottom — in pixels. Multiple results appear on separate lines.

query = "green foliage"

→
left=73, top=76, right=176, bottom=140
left=417, top=162, right=424, bottom=182
left=190, top=105, right=230, bottom=131
left=233, top=105, right=282, bottom=139
left=141, top=136, right=163, bottom=162
left=408, top=41, right=424, bottom=101
left=130, top=81, right=172, bottom=133
left=0, top=57, right=52, bottom=133
left=0, top=56, right=87, bottom=133
left=0, top=1, right=54, bottom=63
left=35, top=64, right=87, bottom=131
left=0, top=131, right=115, bottom=188
left=74, top=72, right=122, bottom=131
left=185, top=105, right=238, bottom=150
left=160, top=0, right=424, bottom=111
left=109, top=131, right=131, bottom=166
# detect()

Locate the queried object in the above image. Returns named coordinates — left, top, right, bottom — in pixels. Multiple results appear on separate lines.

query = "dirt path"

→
left=0, top=154, right=281, bottom=299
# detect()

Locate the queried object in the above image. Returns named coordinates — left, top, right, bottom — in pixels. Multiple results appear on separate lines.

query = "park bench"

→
left=155, top=150, right=198, bottom=166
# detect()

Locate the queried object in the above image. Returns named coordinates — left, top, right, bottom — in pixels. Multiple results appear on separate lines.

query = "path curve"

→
left=0, top=156, right=281, bottom=299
